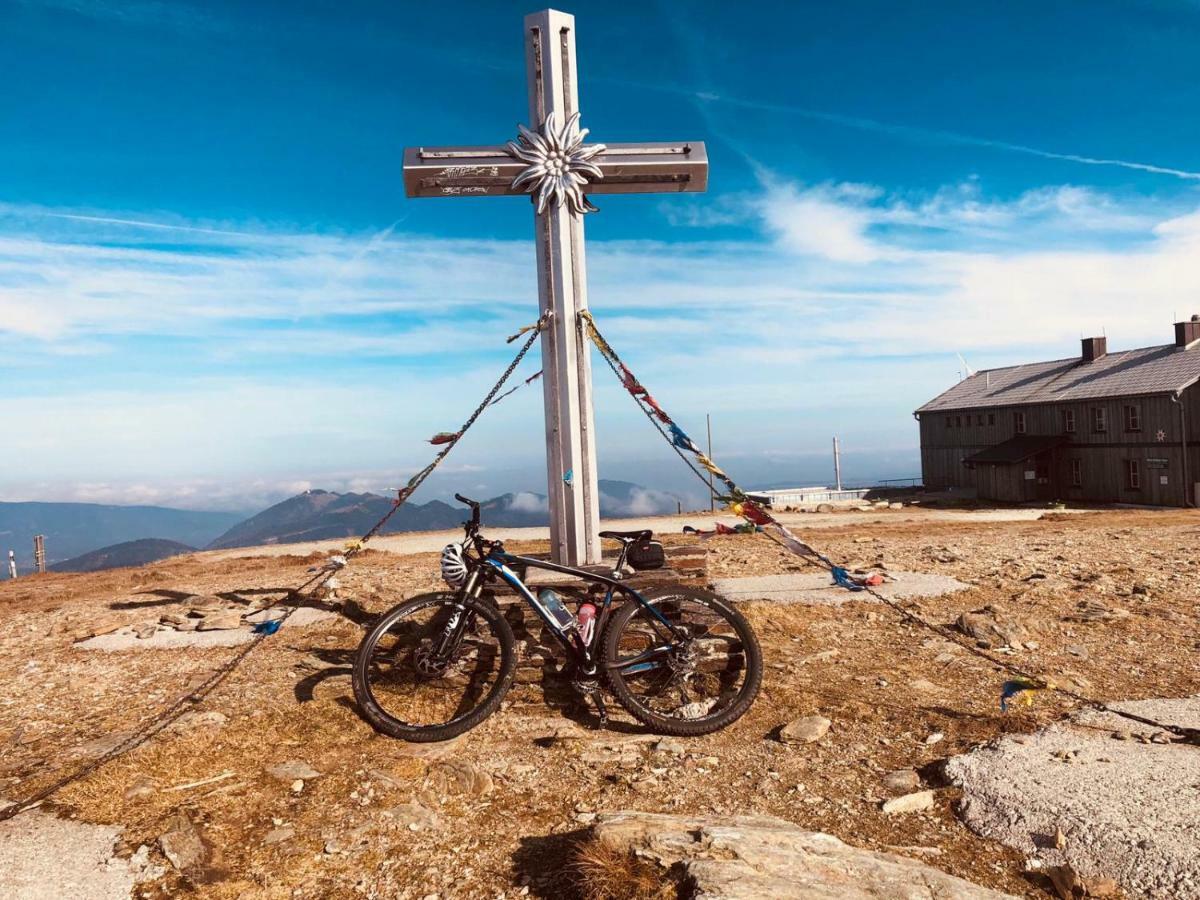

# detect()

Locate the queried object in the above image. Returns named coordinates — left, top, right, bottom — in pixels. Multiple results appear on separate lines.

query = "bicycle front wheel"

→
left=352, top=593, right=515, bottom=742
left=602, top=586, right=762, bottom=736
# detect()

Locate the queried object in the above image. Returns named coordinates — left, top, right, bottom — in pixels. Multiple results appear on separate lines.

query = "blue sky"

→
left=3, top=0, right=1200, bottom=512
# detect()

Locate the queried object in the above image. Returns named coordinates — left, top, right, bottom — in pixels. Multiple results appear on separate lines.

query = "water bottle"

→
left=576, top=602, right=597, bottom=645
left=535, top=588, right=575, bottom=633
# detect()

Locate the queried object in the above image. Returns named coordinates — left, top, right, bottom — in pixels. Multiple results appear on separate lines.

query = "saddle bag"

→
left=627, top=538, right=666, bottom=571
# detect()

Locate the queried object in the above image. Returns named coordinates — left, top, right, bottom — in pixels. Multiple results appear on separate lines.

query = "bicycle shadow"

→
left=293, top=647, right=356, bottom=705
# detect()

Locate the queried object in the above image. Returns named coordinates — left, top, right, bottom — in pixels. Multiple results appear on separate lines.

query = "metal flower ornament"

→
left=506, top=111, right=606, bottom=215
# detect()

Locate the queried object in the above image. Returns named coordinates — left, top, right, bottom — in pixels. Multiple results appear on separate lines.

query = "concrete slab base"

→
left=0, top=810, right=159, bottom=899
left=947, top=695, right=1200, bottom=899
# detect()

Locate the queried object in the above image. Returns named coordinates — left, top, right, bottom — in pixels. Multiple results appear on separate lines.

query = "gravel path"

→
left=199, top=507, right=1079, bottom=561
left=947, top=696, right=1200, bottom=899
left=712, top=571, right=969, bottom=605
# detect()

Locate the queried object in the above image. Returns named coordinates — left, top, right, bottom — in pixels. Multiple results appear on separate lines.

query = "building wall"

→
left=918, top=389, right=1199, bottom=506
left=1187, top=382, right=1200, bottom=506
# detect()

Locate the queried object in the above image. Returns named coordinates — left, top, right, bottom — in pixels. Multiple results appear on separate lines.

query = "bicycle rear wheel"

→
left=353, top=593, right=515, bottom=742
left=602, top=586, right=761, bottom=736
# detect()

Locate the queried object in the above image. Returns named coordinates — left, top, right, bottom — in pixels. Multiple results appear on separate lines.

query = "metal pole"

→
left=7, top=551, right=16, bottom=580
left=707, top=413, right=715, bottom=512
left=833, top=436, right=843, bottom=491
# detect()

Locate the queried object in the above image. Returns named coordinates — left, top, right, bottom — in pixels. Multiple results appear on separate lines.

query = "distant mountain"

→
left=206, top=481, right=683, bottom=551
left=51, top=538, right=196, bottom=573
left=207, top=490, right=464, bottom=550
left=0, top=501, right=243, bottom=570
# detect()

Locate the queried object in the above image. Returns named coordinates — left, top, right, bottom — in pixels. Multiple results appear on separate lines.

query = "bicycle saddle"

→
left=599, top=529, right=653, bottom=543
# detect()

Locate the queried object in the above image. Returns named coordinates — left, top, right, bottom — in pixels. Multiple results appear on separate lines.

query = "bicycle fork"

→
left=429, top=571, right=484, bottom=666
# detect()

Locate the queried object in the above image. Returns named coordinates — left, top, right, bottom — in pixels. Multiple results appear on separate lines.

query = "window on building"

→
left=1063, top=409, right=1076, bottom=433
left=1015, top=411, right=1027, bottom=434
left=1125, top=459, right=1141, bottom=490
left=945, top=416, right=951, bottom=428
left=1093, top=407, right=1107, bottom=433
left=1071, top=458, right=1082, bottom=487
left=988, top=413, right=995, bottom=426
left=955, top=415, right=962, bottom=427
left=977, top=414, right=984, bottom=426
left=1124, top=405, right=1141, bottom=432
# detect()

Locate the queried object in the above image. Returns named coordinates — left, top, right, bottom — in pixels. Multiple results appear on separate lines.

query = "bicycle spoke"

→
left=363, top=599, right=508, bottom=730
left=611, top=593, right=754, bottom=723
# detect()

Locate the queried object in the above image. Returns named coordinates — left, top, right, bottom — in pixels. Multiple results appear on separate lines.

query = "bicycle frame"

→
left=439, top=493, right=683, bottom=679
left=452, top=537, right=680, bottom=679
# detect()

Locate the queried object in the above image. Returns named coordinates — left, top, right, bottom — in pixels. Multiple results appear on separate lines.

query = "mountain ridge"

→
left=205, top=480, right=682, bottom=551
left=0, top=501, right=243, bottom=570
left=51, top=538, right=197, bottom=573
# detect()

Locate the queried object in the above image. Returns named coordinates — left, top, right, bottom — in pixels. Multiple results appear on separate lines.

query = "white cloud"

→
left=4, top=185, right=1200, bottom=508
left=506, top=492, right=548, bottom=513
left=754, top=181, right=884, bottom=263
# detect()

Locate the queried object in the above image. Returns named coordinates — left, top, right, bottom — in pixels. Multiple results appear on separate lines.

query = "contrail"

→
left=605, top=77, right=1200, bottom=182
left=34, top=211, right=261, bottom=238
left=701, top=92, right=1200, bottom=181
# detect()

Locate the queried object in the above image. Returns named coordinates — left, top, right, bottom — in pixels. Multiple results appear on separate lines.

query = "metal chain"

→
left=0, top=318, right=550, bottom=823
left=582, top=310, right=1200, bottom=746
left=355, top=315, right=546, bottom=548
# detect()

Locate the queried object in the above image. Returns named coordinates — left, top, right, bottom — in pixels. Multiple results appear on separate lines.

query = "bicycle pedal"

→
left=591, top=692, right=609, bottom=728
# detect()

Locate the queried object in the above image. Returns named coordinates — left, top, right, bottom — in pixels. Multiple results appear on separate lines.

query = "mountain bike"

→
left=352, top=494, right=762, bottom=742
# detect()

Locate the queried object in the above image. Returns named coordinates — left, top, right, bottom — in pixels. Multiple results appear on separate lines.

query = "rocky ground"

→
left=0, top=506, right=1197, bottom=898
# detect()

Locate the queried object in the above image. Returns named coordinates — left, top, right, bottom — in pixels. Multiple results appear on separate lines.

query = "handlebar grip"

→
left=455, top=494, right=481, bottom=525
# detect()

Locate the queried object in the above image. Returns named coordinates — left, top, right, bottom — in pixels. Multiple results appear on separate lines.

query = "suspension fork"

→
left=432, top=569, right=482, bottom=659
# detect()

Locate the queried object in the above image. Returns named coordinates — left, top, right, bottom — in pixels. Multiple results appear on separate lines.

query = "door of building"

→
left=1034, top=453, right=1056, bottom=502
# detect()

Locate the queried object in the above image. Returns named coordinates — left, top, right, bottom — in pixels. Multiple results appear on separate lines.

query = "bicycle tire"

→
left=602, top=585, right=762, bottom=737
left=352, top=593, right=516, bottom=742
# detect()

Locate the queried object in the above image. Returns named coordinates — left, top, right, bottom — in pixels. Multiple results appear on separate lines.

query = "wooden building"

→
left=915, top=318, right=1200, bottom=507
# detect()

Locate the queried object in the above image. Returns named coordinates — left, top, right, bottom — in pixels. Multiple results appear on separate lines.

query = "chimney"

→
left=1175, top=315, right=1200, bottom=350
left=1081, top=336, right=1107, bottom=363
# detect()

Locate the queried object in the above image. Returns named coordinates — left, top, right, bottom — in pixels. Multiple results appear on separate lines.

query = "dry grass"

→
left=574, top=836, right=680, bottom=900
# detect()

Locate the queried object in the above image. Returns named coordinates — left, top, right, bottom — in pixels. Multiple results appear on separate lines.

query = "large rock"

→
left=265, top=760, right=321, bottom=782
left=778, top=715, right=831, bottom=744
left=881, top=790, right=935, bottom=815
left=591, top=811, right=1016, bottom=899
left=955, top=606, right=1028, bottom=649
left=426, top=760, right=493, bottom=798
left=157, top=811, right=209, bottom=875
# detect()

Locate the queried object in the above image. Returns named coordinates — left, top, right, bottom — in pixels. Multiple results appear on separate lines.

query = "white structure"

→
left=749, top=487, right=870, bottom=508
left=402, top=9, right=708, bottom=564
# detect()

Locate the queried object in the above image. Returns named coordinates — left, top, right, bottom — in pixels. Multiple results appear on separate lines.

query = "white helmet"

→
left=439, top=543, right=468, bottom=587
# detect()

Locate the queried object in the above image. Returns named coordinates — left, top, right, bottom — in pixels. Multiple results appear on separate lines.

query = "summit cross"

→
left=402, top=8, right=708, bottom=565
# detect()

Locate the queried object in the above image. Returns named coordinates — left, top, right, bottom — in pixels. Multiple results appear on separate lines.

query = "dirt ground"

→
left=1, top=506, right=1198, bottom=898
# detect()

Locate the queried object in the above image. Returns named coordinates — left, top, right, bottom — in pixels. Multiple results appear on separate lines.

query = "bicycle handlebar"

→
left=455, top=493, right=481, bottom=529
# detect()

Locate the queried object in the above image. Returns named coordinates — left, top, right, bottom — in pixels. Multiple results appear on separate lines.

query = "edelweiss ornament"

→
left=506, top=111, right=606, bottom=215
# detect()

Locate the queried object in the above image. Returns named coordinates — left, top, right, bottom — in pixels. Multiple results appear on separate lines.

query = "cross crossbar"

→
left=403, top=142, right=708, bottom=200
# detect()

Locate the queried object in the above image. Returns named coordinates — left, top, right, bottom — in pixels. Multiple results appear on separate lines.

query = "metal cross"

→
left=402, top=8, right=708, bottom=565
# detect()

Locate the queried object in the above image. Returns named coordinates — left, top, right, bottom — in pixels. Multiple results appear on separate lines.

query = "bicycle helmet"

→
left=439, top=542, right=468, bottom=587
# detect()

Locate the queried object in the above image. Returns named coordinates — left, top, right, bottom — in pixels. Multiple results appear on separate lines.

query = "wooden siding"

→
left=918, top=385, right=1200, bottom=506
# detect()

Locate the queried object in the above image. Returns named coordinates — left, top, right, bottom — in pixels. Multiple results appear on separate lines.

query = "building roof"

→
left=916, top=343, right=1200, bottom=413
left=964, top=435, right=1068, bottom=466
